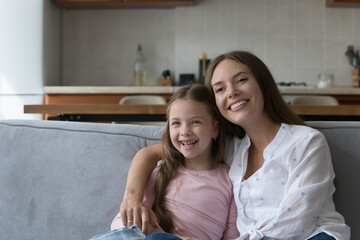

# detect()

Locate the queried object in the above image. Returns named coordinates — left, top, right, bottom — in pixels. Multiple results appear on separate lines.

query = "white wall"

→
left=61, top=0, right=360, bottom=87
left=0, top=0, right=60, bottom=120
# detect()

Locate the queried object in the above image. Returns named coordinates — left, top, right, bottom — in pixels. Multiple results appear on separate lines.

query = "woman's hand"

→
left=120, top=198, right=158, bottom=235
left=120, top=144, right=162, bottom=234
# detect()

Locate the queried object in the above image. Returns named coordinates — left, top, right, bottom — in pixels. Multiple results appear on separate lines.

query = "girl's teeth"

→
left=182, top=141, right=196, bottom=145
left=231, top=100, right=247, bottom=110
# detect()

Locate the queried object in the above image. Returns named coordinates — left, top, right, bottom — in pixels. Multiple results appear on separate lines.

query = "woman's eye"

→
left=237, top=78, right=248, bottom=83
left=192, top=120, right=201, bottom=124
left=214, top=87, right=223, bottom=93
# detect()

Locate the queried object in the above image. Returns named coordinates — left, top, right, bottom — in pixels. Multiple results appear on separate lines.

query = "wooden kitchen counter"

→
left=44, top=86, right=360, bottom=105
left=25, top=104, right=167, bottom=114
left=24, top=104, right=360, bottom=122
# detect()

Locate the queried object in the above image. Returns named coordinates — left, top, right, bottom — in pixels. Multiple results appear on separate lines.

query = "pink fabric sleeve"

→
left=221, top=191, right=240, bottom=239
left=110, top=212, right=124, bottom=230
left=110, top=164, right=159, bottom=231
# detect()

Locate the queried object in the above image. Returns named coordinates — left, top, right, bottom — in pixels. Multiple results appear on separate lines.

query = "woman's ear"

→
left=212, top=120, right=219, bottom=139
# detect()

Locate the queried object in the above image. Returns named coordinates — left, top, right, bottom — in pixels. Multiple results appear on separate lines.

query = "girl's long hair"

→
left=205, top=50, right=305, bottom=138
left=152, top=84, right=226, bottom=233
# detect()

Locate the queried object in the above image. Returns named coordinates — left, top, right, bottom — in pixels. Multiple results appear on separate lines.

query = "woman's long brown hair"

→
left=152, top=84, right=226, bottom=233
left=205, top=50, right=305, bottom=138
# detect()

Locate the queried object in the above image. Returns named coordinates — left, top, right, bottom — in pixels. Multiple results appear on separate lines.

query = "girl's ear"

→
left=212, top=120, right=219, bottom=139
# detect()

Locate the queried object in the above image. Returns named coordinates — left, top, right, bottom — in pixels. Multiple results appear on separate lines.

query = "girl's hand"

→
left=120, top=199, right=158, bottom=235
left=146, top=223, right=165, bottom=236
left=179, top=237, right=193, bottom=240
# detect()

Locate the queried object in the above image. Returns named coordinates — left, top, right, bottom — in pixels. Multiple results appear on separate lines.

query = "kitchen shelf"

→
left=53, top=0, right=194, bottom=9
left=326, top=0, right=360, bottom=7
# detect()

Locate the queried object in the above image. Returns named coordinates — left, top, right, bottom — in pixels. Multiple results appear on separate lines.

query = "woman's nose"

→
left=228, top=83, right=239, bottom=98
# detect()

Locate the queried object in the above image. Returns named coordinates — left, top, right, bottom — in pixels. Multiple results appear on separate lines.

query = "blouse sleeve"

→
left=259, top=131, right=339, bottom=239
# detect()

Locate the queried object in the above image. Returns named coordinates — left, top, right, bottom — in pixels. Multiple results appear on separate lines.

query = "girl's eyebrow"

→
left=170, top=115, right=206, bottom=121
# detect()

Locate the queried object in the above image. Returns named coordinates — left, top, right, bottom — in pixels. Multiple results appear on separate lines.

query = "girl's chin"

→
left=182, top=153, right=196, bottom=159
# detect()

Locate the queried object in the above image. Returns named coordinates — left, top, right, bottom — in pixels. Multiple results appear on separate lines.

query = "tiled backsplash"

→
left=61, top=0, right=360, bottom=87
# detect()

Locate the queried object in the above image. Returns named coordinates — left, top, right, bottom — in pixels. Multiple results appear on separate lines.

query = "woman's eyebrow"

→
left=234, top=71, right=248, bottom=77
left=212, top=71, right=248, bottom=87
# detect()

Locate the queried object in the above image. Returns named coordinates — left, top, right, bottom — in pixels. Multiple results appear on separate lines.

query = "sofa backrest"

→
left=0, top=120, right=358, bottom=239
left=307, top=121, right=360, bottom=240
left=0, top=120, right=163, bottom=240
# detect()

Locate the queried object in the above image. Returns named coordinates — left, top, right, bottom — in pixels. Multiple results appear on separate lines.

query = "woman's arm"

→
left=120, top=143, right=162, bottom=234
left=258, top=132, right=349, bottom=239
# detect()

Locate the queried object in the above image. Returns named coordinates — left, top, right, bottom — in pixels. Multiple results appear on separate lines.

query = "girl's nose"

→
left=180, top=125, right=191, bottom=136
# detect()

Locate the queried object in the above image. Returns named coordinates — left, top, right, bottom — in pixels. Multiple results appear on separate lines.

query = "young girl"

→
left=120, top=51, right=350, bottom=240
left=89, top=84, right=239, bottom=240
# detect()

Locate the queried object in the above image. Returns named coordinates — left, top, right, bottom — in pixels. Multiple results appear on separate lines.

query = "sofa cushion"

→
left=0, top=120, right=358, bottom=239
left=307, top=121, right=360, bottom=240
left=0, top=120, right=163, bottom=240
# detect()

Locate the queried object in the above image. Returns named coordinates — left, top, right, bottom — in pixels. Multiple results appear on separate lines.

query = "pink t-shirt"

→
left=111, top=162, right=239, bottom=240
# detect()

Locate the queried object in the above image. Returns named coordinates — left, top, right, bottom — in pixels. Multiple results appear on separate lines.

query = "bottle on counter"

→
left=133, top=44, right=147, bottom=86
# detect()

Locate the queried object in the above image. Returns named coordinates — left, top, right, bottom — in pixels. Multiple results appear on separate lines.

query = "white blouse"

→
left=226, top=123, right=350, bottom=240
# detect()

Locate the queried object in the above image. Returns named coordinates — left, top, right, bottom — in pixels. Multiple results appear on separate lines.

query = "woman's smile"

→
left=211, top=59, right=264, bottom=126
left=229, top=99, right=249, bottom=111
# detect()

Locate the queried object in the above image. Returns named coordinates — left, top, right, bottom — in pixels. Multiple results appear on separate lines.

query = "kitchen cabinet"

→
left=326, top=0, right=360, bottom=7
left=43, top=92, right=173, bottom=119
left=44, top=93, right=172, bottom=105
left=53, top=0, right=194, bottom=9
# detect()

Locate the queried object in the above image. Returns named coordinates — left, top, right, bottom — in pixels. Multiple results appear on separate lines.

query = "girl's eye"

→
left=171, top=121, right=180, bottom=126
left=192, top=120, right=201, bottom=124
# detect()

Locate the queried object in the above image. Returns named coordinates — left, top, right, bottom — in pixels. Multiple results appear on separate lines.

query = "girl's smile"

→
left=169, top=99, right=218, bottom=170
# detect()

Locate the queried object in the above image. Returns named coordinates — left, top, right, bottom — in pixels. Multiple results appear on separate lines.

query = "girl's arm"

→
left=120, top=143, right=162, bottom=234
left=222, top=197, right=240, bottom=240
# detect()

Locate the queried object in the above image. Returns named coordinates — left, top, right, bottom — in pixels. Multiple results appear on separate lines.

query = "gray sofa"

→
left=0, top=119, right=358, bottom=240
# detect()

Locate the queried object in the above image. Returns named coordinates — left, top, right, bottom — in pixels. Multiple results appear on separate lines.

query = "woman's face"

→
left=210, top=59, right=265, bottom=127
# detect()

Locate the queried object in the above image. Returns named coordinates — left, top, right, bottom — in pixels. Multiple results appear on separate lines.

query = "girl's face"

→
left=168, top=99, right=218, bottom=169
left=210, top=59, right=265, bottom=127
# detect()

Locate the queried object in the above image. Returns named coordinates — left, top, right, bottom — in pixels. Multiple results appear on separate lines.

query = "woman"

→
left=120, top=51, right=350, bottom=240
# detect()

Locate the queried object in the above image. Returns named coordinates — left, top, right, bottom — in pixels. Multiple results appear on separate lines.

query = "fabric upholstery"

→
left=0, top=120, right=358, bottom=239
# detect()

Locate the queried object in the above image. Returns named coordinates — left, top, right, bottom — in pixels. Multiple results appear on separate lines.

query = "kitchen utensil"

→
left=355, top=50, right=360, bottom=68
left=179, top=73, right=195, bottom=86
left=202, top=53, right=206, bottom=77
left=317, top=73, right=334, bottom=88
left=344, top=45, right=360, bottom=68
left=352, top=68, right=360, bottom=87
left=198, top=53, right=210, bottom=84
left=157, top=69, right=172, bottom=86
